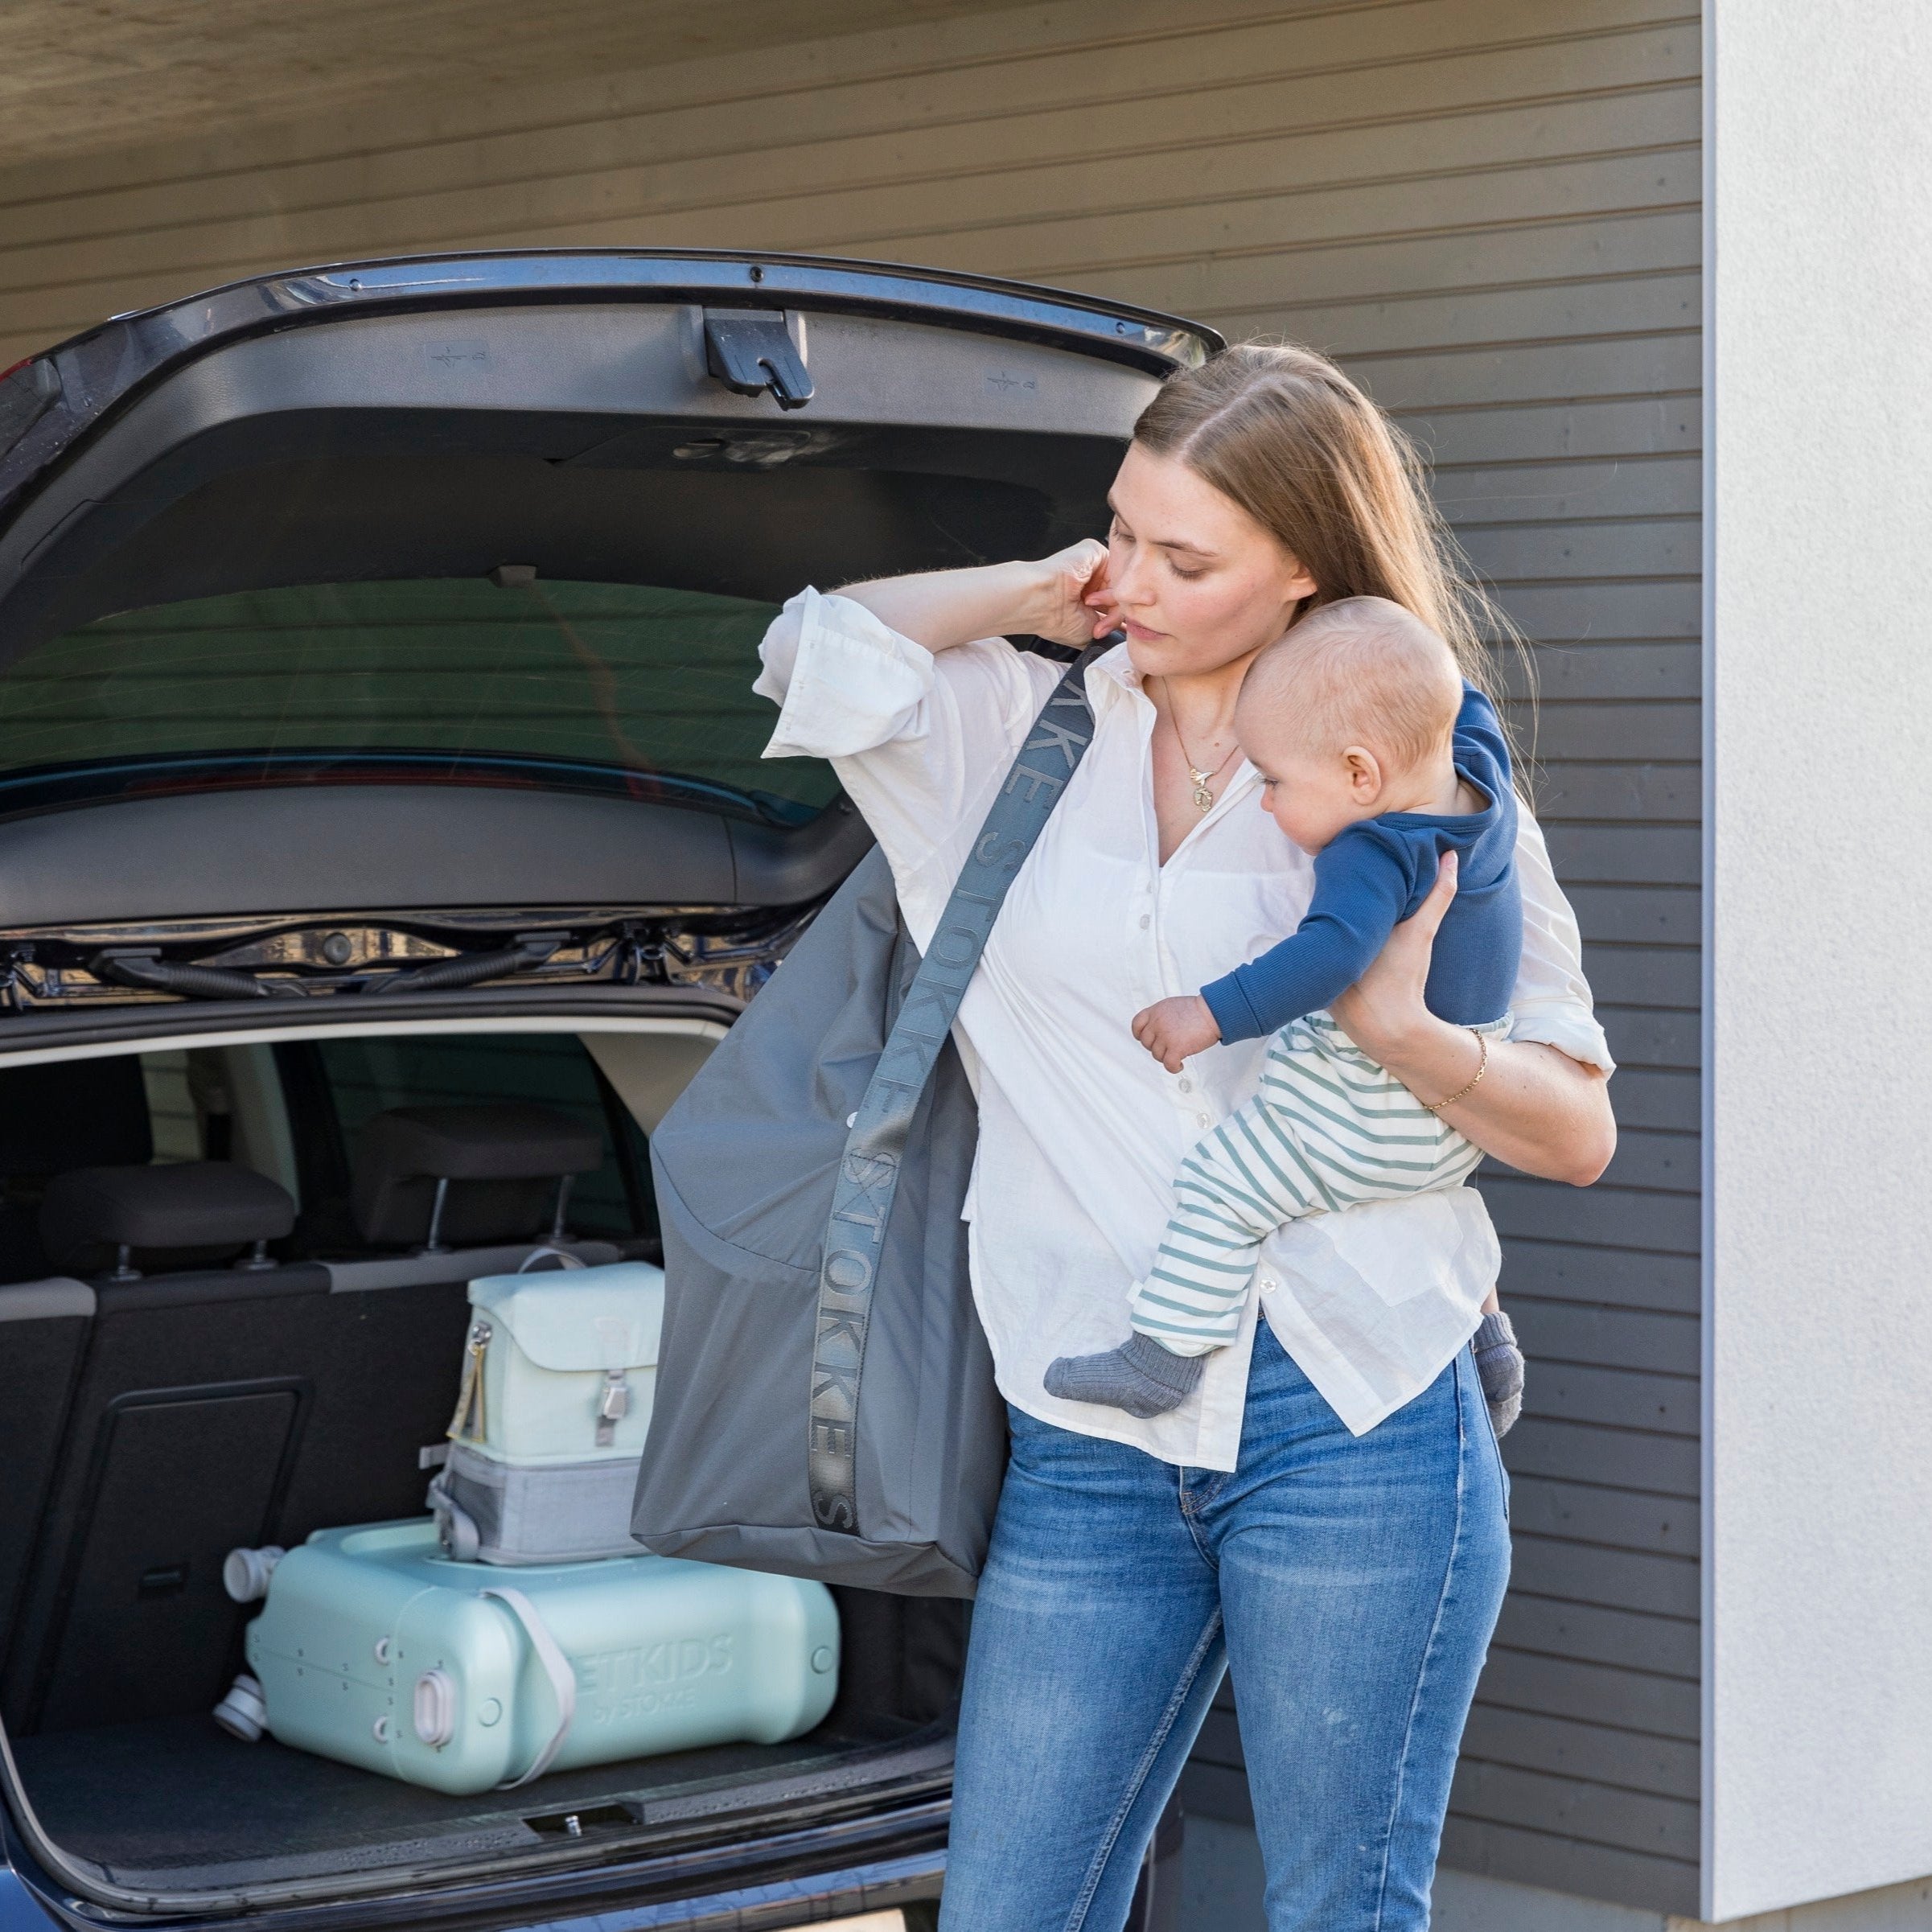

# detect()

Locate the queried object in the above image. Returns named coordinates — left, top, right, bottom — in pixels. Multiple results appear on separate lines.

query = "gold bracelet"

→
left=1422, top=1029, right=1488, bottom=1113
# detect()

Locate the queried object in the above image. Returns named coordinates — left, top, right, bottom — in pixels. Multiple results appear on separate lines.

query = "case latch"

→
left=703, top=310, right=813, bottom=410
left=595, top=1369, right=631, bottom=1448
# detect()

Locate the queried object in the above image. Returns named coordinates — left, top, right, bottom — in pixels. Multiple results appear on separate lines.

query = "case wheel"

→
left=222, top=1544, right=286, bottom=1603
left=212, top=1672, right=267, bottom=1743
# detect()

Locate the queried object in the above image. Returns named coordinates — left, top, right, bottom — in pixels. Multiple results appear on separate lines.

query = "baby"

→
left=1045, top=597, right=1526, bottom=1428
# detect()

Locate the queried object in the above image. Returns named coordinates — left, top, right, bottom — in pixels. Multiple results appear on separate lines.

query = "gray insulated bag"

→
left=631, top=647, right=1100, bottom=1596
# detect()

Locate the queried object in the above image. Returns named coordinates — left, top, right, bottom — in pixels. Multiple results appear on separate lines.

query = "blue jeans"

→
left=940, top=1325, right=1510, bottom=1932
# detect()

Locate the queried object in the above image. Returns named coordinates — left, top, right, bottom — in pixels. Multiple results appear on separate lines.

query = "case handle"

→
left=517, top=1244, right=589, bottom=1273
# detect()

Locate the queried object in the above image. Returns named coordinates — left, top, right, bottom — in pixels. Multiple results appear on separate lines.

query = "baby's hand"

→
left=1132, top=995, right=1222, bottom=1075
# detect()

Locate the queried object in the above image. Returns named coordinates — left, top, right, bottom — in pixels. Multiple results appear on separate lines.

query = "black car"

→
left=0, top=252, right=1216, bottom=1932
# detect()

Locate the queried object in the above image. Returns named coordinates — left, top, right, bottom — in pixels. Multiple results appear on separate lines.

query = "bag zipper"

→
left=447, top=1317, right=492, bottom=1443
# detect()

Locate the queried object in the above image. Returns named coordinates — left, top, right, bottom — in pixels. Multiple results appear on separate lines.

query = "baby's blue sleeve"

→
left=1455, top=683, right=1512, bottom=779
left=1200, top=832, right=1418, bottom=1043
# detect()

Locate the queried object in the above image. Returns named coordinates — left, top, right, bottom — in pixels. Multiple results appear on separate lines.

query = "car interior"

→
left=0, top=1030, right=965, bottom=1888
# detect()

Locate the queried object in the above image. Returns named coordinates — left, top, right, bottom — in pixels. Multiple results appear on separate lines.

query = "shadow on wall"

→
left=1178, top=1817, right=1669, bottom=1931
left=1176, top=1818, right=1932, bottom=1932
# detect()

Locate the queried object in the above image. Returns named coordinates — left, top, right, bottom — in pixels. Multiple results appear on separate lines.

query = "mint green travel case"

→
left=241, top=1520, right=839, bottom=1795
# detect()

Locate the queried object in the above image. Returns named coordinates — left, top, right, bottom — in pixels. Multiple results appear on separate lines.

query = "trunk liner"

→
left=14, top=1712, right=920, bottom=1882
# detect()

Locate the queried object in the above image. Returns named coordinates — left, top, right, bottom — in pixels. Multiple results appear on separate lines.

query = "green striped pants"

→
left=1129, top=1010, right=1507, bottom=1351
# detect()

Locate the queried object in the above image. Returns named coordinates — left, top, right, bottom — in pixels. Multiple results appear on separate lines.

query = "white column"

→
left=1706, top=1, right=1932, bottom=1921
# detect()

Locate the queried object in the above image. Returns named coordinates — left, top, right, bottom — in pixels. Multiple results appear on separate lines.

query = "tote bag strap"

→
left=808, top=639, right=1109, bottom=1533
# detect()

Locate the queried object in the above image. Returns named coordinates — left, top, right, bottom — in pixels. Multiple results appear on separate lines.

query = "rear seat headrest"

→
left=351, top=1104, right=605, bottom=1248
left=40, top=1161, right=296, bottom=1276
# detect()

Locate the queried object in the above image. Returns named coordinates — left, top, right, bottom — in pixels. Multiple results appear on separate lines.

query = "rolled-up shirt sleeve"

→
left=1509, top=809, right=1617, bottom=1075
left=754, top=586, right=936, bottom=758
left=754, top=587, right=1057, bottom=943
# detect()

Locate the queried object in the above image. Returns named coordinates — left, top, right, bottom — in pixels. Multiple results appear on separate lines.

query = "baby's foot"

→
left=1045, top=1332, right=1206, bottom=1418
left=1474, top=1310, right=1524, bottom=1437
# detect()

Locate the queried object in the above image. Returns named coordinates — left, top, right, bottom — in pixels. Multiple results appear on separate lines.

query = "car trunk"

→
left=0, top=253, right=1214, bottom=1914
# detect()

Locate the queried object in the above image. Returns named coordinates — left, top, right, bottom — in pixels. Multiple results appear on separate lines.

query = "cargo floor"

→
left=14, top=1712, right=931, bottom=1885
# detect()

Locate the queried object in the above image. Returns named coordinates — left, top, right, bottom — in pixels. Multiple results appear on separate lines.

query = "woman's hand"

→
left=1329, top=851, right=1459, bottom=1067
left=1333, top=849, right=1617, bottom=1186
left=841, top=541, right=1116, bottom=654
left=1030, top=538, right=1118, bottom=645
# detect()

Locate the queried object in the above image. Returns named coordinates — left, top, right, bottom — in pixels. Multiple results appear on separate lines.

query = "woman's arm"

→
left=751, top=560, right=1104, bottom=953
left=1330, top=852, right=1617, bottom=1186
left=841, top=541, right=1113, bottom=653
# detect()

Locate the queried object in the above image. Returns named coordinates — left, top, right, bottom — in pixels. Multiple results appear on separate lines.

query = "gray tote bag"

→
left=631, top=647, right=1101, bottom=1596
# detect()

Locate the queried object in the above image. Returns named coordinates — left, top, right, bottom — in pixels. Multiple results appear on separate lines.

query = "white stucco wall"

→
left=1705, top=1, right=1932, bottom=1921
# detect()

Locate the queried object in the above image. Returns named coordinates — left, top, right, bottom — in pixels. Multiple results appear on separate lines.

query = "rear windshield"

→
left=0, top=578, right=837, bottom=824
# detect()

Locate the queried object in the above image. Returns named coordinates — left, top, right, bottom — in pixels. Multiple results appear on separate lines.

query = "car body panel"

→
left=0, top=249, right=1206, bottom=524
left=0, top=1788, right=951, bottom=1928
left=0, top=253, right=1215, bottom=1922
left=0, top=253, right=1216, bottom=654
left=0, top=253, right=1215, bottom=956
left=0, top=306, right=1153, bottom=652
left=0, top=784, right=872, bottom=928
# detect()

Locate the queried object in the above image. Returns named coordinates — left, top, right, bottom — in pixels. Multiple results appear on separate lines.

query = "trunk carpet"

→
left=14, top=1713, right=902, bottom=1880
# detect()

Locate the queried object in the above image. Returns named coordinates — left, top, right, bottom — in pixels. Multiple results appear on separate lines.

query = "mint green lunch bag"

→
left=425, top=1259, right=665, bottom=1565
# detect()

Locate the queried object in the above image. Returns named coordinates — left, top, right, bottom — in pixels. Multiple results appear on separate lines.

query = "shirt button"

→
left=1178, top=1079, right=1192, bottom=1093
left=1138, top=915, right=1150, bottom=929
left=1196, top=1113, right=1211, bottom=1128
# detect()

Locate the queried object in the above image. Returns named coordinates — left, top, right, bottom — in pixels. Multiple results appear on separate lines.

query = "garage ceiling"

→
left=0, top=0, right=1022, bottom=168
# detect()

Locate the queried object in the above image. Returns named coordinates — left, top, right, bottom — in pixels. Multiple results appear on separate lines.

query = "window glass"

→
left=314, top=1033, right=647, bottom=1239
left=134, top=1047, right=287, bottom=1174
left=139, top=1050, right=200, bottom=1162
left=0, top=579, right=833, bottom=824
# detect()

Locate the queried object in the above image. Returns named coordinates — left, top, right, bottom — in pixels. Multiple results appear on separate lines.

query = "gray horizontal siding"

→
left=1464, top=1704, right=1699, bottom=1798
left=1495, top=1596, right=1698, bottom=1681
left=1165, top=0, right=1704, bottom=1906
left=1507, top=1241, right=1699, bottom=1314
left=0, top=0, right=1701, bottom=1910
left=1439, top=1815, right=1700, bottom=1917
left=1523, top=1366, right=1700, bottom=1441
left=1514, top=1535, right=1698, bottom=1619
left=1083, top=0, right=1704, bottom=1904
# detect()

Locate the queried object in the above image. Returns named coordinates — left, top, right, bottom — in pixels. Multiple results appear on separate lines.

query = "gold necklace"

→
left=1161, top=678, right=1241, bottom=813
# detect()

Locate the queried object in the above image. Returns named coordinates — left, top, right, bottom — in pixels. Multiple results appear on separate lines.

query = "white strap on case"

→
left=478, top=1585, right=578, bottom=1788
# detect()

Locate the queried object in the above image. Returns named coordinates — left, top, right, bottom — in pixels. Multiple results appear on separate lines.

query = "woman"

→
left=753, top=344, right=1614, bottom=1931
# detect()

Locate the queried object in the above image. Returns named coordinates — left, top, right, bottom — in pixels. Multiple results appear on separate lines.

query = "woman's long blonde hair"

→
left=1132, top=341, right=1520, bottom=705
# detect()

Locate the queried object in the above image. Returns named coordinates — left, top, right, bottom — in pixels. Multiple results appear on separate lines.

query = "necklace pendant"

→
left=1191, top=779, right=1215, bottom=814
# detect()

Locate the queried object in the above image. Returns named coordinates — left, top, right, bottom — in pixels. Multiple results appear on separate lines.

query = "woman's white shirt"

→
left=755, top=589, right=1613, bottom=1470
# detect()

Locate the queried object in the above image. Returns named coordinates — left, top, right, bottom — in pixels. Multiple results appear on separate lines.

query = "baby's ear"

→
left=1342, top=745, right=1383, bottom=802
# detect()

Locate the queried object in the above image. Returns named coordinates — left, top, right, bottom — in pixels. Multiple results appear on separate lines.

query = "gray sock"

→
left=1044, top=1332, right=1206, bottom=1418
left=1474, top=1310, right=1524, bottom=1437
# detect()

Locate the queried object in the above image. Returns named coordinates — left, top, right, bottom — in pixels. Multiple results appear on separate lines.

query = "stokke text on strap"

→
left=808, top=642, right=1107, bottom=1534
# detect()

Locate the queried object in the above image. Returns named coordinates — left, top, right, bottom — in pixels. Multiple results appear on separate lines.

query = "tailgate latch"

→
left=703, top=310, right=814, bottom=410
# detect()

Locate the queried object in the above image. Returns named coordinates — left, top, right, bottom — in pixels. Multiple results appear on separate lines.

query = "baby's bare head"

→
left=1238, top=595, right=1461, bottom=779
